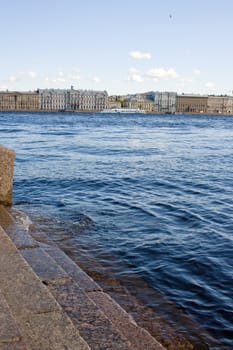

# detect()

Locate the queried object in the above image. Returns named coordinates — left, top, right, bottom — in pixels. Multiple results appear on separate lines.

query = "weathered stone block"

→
left=0, top=145, right=15, bottom=206
left=0, top=205, right=39, bottom=249
left=17, top=311, right=90, bottom=350
left=0, top=227, right=58, bottom=316
left=44, top=245, right=102, bottom=292
left=0, top=291, right=22, bottom=343
left=0, top=340, right=29, bottom=350
left=89, top=291, right=166, bottom=350
left=48, top=280, right=131, bottom=350
left=21, top=247, right=69, bottom=284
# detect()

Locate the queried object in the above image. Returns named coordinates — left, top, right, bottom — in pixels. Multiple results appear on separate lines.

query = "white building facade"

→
left=39, top=88, right=108, bottom=111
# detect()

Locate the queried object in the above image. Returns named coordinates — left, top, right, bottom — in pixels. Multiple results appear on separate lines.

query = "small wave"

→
left=10, top=208, right=33, bottom=232
left=14, top=200, right=32, bottom=205
left=104, top=196, right=159, bottom=218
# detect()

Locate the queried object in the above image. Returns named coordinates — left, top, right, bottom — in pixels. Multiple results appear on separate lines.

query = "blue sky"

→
left=0, top=0, right=233, bottom=95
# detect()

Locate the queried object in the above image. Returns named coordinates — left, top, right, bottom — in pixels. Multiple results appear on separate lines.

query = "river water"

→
left=0, top=112, right=232, bottom=349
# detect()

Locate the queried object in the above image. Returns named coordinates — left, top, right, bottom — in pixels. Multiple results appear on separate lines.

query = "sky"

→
left=0, top=0, right=233, bottom=96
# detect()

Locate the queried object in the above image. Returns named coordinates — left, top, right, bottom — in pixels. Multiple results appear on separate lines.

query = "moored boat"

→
left=101, top=108, right=146, bottom=114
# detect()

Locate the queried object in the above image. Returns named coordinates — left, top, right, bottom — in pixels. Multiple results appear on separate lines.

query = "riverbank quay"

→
left=0, top=204, right=166, bottom=350
left=0, top=145, right=15, bottom=206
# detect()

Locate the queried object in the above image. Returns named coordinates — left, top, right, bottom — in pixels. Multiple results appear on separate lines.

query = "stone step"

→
left=0, top=207, right=133, bottom=349
left=0, top=205, right=166, bottom=349
left=0, top=205, right=39, bottom=250
left=89, top=291, right=165, bottom=350
left=0, top=145, right=14, bottom=206
left=0, top=290, right=28, bottom=349
left=43, top=245, right=166, bottom=349
left=19, top=247, right=133, bottom=350
left=48, top=279, right=132, bottom=350
left=0, top=223, right=90, bottom=350
left=43, top=244, right=102, bottom=292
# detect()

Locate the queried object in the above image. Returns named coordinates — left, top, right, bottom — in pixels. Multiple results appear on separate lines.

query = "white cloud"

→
left=45, top=70, right=81, bottom=85
left=193, top=69, right=201, bottom=75
left=57, top=77, right=66, bottom=83
left=69, top=74, right=81, bottom=82
left=128, top=74, right=144, bottom=82
left=127, top=68, right=144, bottom=82
left=18, top=71, right=38, bottom=79
left=146, top=68, right=179, bottom=80
left=126, top=66, right=179, bottom=84
left=93, top=76, right=101, bottom=83
left=72, top=68, right=80, bottom=73
left=129, top=51, right=152, bottom=60
left=8, top=75, right=19, bottom=82
left=205, top=82, right=215, bottom=89
left=129, top=67, right=139, bottom=74
left=45, top=77, right=66, bottom=84
left=6, top=71, right=38, bottom=83
left=28, top=71, right=38, bottom=79
left=179, top=77, right=194, bottom=83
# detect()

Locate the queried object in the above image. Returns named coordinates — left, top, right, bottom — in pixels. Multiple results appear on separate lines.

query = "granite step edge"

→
left=0, top=222, right=90, bottom=350
left=0, top=207, right=134, bottom=349
left=0, top=289, right=29, bottom=349
left=89, top=290, right=166, bottom=350
left=1, top=205, right=167, bottom=349
left=44, top=245, right=166, bottom=349
left=14, top=241, right=136, bottom=348
left=22, top=243, right=166, bottom=350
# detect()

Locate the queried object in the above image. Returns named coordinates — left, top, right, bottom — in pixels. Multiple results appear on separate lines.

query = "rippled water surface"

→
left=1, top=112, right=233, bottom=349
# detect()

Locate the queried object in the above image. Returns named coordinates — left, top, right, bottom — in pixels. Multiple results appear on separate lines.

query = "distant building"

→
left=113, top=91, right=154, bottom=112
left=39, top=88, right=108, bottom=111
left=134, top=91, right=155, bottom=101
left=224, top=96, right=233, bottom=114
left=0, top=91, right=39, bottom=111
left=39, top=89, right=66, bottom=111
left=154, top=92, right=177, bottom=113
left=2, top=88, right=233, bottom=115
left=107, top=96, right=122, bottom=109
left=207, top=96, right=233, bottom=115
left=177, top=94, right=208, bottom=114
left=122, top=99, right=154, bottom=112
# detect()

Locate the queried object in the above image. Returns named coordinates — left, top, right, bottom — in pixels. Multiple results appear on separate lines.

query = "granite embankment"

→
left=0, top=145, right=15, bottom=207
left=0, top=145, right=166, bottom=350
left=0, top=206, right=167, bottom=350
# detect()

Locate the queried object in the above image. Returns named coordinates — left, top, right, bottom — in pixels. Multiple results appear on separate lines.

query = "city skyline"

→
left=1, top=0, right=233, bottom=96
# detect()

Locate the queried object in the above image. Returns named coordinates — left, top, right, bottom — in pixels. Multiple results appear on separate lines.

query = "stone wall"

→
left=0, top=145, right=15, bottom=206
